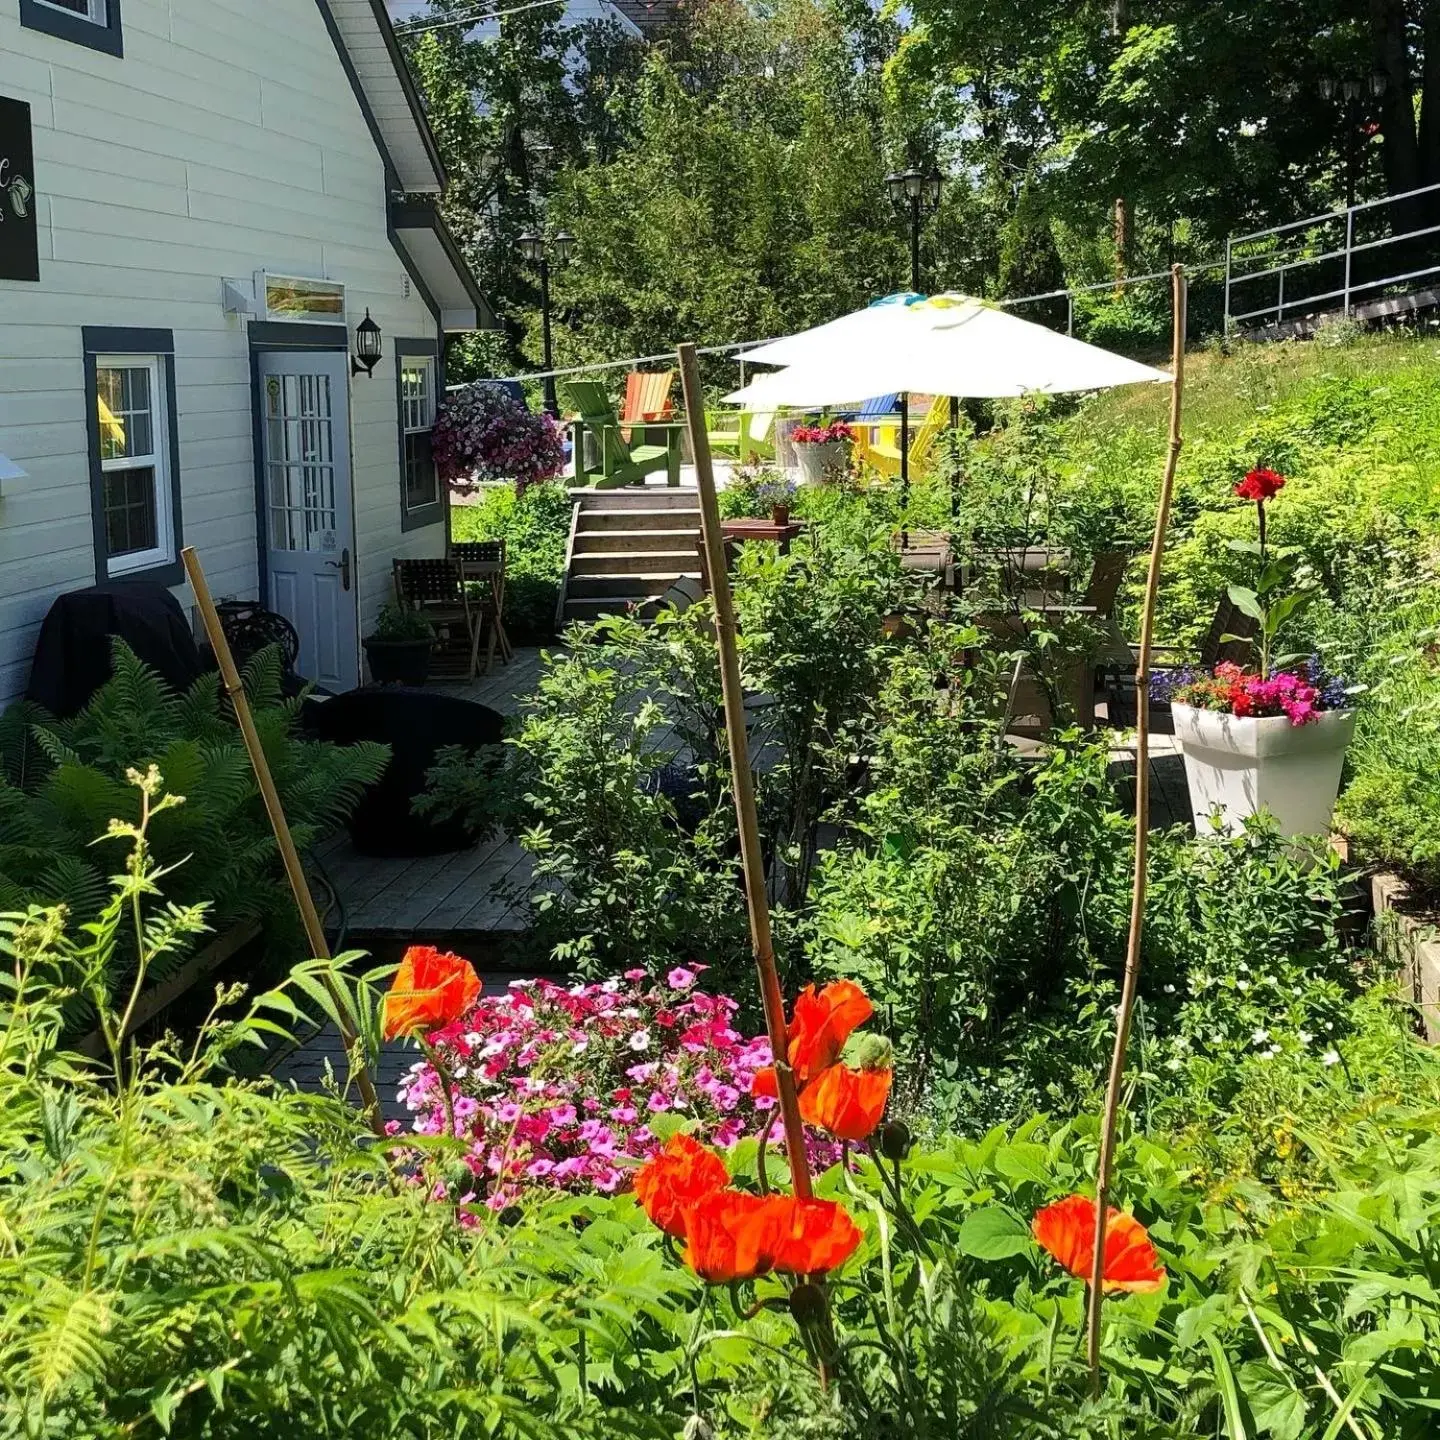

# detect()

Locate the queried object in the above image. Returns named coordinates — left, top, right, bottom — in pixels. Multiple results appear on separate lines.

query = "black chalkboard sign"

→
left=0, top=96, right=39, bottom=284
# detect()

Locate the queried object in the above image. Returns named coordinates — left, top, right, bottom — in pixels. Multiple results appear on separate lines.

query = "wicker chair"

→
left=392, top=558, right=476, bottom=680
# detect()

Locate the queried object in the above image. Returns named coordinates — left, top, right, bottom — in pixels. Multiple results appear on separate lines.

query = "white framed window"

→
left=35, top=0, right=107, bottom=21
left=400, top=353, right=440, bottom=516
left=94, top=355, right=174, bottom=575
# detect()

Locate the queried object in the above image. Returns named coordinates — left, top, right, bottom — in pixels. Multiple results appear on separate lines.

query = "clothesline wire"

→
left=396, top=0, right=567, bottom=35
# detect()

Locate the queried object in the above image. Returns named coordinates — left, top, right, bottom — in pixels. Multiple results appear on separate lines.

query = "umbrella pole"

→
left=899, top=393, right=910, bottom=549
left=1085, top=264, right=1187, bottom=1390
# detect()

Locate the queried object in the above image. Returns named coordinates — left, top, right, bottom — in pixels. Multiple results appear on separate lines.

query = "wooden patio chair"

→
left=562, top=377, right=683, bottom=488
left=620, top=370, right=676, bottom=444
left=450, top=538, right=511, bottom=675
left=705, top=408, right=777, bottom=462
left=392, top=557, right=476, bottom=681
left=864, top=394, right=952, bottom=478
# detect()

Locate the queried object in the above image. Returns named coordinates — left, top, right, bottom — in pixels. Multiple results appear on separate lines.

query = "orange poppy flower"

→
left=681, top=1190, right=782, bottom=1283
left=798, top=1064, right=892, bottom=1142
left=1032, top=1193, right=1167, bottom=1294
left=633, top=1134, right=731, bottom=1238
left=749, top=979, right=874, bottom=1099
left=381, top=945, right=482, bottom=1040
left=768, top=1196, right=863, bottom=1275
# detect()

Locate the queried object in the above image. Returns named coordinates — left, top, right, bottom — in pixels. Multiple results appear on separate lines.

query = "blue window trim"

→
left=82, top=326, right=184, bottom=586
left=19, top=0, right=124, bottom=57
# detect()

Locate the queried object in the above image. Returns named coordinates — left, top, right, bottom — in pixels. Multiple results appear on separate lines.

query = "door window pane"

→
left=265, top=366, right=338, bottom=553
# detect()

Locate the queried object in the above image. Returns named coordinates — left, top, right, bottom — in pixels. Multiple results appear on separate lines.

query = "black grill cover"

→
left=26, top=581, right=207, bottom=718
left=303, top=687, right=504, bottom=857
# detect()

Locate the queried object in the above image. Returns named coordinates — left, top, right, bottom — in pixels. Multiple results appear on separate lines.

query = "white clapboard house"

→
left=0, top=0, right=493, bottom=699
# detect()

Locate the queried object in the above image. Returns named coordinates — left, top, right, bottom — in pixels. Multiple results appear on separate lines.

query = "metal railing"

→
left=1224, top=180, right=1440, bottom=331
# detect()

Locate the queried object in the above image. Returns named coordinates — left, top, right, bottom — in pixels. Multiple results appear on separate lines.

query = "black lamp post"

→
left=516, top=230, right=575, bottom=416
left=1319, top=71, right=1386, bottom=208
left=884, top=167, right=943, bottom=293
left=881, top=168, right=942, bottom=538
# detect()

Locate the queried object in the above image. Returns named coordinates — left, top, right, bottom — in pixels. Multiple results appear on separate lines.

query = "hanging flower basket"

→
left=432, top=383, right=565, bottom=495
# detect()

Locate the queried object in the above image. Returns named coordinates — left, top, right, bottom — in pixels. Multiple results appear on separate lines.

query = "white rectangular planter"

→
left=795, top=439, right=852, bottom=484
left=1172, top=703, right=1356, bottom=838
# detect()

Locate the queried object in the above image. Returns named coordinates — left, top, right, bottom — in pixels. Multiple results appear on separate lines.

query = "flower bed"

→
left=394, top=968, right=847, bottom=1207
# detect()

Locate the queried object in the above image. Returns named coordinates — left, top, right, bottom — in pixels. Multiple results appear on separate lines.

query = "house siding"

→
left=0, top=0, right=443, bottom=702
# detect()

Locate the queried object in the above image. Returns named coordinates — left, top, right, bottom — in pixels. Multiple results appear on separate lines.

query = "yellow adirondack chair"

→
left=863, top=395, right=952, bottom=478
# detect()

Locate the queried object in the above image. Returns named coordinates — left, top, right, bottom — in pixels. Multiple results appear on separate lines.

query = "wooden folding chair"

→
left=392, top=557, right=476, bottom=681
left=449, top=538, right=511, bottom=674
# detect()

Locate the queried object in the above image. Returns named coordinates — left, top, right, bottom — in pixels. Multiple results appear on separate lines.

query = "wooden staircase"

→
left=557, top=487, right=704, bottom=627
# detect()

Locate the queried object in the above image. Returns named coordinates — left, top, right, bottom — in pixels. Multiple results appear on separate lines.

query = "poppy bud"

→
left=844, top=1032, right=894, bottom=1071
left=877, top=1120, right=912, bottom=1160
left=682, top=1415, right=715, bottom=1440
left=499, top=1205, right=524, bottom=1228
left=788, top=1281, right=829, bottom=1325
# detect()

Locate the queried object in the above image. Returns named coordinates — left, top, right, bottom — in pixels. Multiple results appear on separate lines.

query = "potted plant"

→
left=1156, top=468, right=1356, bottom=839
left=792, top=420, right=854, bottom=485
left=431, top=382, right=565, bottom=496
left=364, top=602, right=434, bottom=685
left=755, top=473, right=798, bottom=525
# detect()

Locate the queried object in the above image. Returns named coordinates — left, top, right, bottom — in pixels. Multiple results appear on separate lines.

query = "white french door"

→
left=257, top=350, right=359, bottom=690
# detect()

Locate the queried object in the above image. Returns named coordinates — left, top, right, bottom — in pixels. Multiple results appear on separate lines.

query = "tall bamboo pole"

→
left=676, top=343, right=813, bottom=1201
left=1086, top=265, right=1187, bottom=1384
left=182, top=547, right=384, bottom=1135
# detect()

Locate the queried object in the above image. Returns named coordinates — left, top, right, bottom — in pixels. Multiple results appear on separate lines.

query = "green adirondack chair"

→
left=705, top=407, right=776, bottom=462
left=562, top=378, right=683, bottom=488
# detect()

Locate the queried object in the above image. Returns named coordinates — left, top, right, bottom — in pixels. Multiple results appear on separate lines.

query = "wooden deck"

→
left=312, top=648, right=550, bottom=951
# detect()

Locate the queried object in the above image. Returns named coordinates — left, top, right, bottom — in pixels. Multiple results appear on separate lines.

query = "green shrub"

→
left=451, top=480, right=574, bottom=642
left=0, top=642, right=386, bottom=1012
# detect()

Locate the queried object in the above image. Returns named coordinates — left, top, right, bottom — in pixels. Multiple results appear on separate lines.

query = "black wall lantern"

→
left=352, top=308, right=382, bottom=377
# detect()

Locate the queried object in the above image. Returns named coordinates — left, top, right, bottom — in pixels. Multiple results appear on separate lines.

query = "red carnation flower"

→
left=1235, top=467, right=1285, bottom=502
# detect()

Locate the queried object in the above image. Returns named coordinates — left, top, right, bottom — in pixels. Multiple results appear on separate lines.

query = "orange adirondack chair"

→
left=621, top=370, right=676, bottom=442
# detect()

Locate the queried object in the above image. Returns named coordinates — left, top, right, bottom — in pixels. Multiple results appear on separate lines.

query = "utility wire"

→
left=396, top=0, right=567, bottom=34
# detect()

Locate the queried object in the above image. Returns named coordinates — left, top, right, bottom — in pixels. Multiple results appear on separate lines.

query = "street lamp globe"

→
left=883, top=171, right=907, bottom=206
left=1341, top=76, right=1361, bottom=102
left=922, top=172, right=943, bottom=209
left=1368, top=70, right=1388, bottom=98
left=516, top=232, right=545, bottom=264
left=901, top=167, right=925, bottom=201
left=1317, top=74, right=1337, bottom=101
left=553, top=231, right=576, bottom=264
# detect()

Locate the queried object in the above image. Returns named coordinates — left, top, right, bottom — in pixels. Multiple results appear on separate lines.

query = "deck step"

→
left=562, top=594, right=681, bottom=622
left=579, top=507, right=702, bottom=532
left=567, top=571, right=699, bottom=599
left=571, top=549, right=700, bottom=576
left=574, top=527, right=701, bottom=553
left=572, top=488, right=700, bottom=510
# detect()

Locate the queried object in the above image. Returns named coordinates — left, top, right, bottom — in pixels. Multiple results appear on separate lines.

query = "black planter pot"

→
left=363, top=636, right=432, bottom=685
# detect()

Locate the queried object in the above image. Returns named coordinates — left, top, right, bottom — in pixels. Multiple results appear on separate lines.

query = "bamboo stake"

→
left=676, top=343, right=813, bottom=1202
left=1086, top=265, right=1187, bottom=1385
left=182, top=547, right=384, bottom=1135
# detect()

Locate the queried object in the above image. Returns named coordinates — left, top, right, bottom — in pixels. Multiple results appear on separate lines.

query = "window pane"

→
left=103, top=467, right=158, bottom=557
left=405, top=431, right=438, bottom=509
left=401, top=360, right=433, bottom=432
left=37, top=0, right=106, bottom=20
left=97, top=363, right=154, bottom=461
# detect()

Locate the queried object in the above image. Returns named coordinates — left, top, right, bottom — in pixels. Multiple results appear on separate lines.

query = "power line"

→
left=396, top=0, right=567, bottom=35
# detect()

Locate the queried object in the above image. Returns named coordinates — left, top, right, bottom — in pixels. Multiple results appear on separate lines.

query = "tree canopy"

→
left=400, top=0, right=1440, bottom=381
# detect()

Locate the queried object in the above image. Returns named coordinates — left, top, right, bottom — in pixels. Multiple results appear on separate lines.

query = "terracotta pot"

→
left=771, top=503, right=791, bottom=526
left=1172, top=703, right=1356, bottom=838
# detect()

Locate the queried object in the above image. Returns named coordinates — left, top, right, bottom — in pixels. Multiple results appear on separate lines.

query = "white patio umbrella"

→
left=725, top=293, right=1170, bottom=406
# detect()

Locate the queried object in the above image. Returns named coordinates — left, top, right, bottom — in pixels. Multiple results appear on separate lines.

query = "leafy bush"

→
left=0, top=643, right=386, bottom=1011
left=508, top=608, right=751, bottom=984
left=0, top=775, right=675, bottom=1439
left=451, top=479, right=573, bottom=642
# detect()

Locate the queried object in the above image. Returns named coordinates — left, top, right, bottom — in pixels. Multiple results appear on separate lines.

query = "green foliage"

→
left=367, top=599, right=433, bottom=641
left=509, top=609, right=752, bottom=984
left=451, top=480, right=574, bottom=641
left=0, top=642, right=386, bottom=1008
